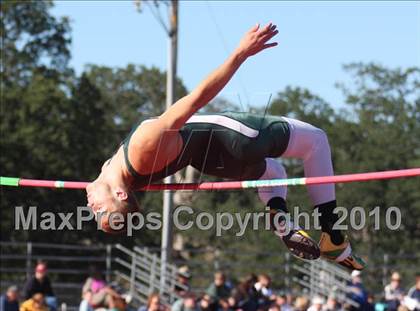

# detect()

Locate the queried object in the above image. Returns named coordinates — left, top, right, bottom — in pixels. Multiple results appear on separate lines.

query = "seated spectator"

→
left=286, top=294, right=294, bottom=310
left=218, top=298, right=234, bottom=311
left=81, top=266, right=124, bottom=310
left=268, top=304, right=280, bottom=311
left=172, top=292, right=199, bottom=311
left=20, top=293, right=48, bottom=311
left=227, top=297, right=237, bottom=311
left=365, top=294, right=375, bottom=311
left=22, top=262, right=56, bottom=311
left=275, top=294, right=293, bottom=311
left=174, top=266, right=191, bottom=298
left=323, top=294, right=341, bottom=311
left=198, top=294, right=213, bottom=311
left=322, top=293, right=342, bottom=311
left=206, top=272, right=231, bottom=302
left=0, top=286, right=19, bottom=311
left=138, top=293, right=165, bottom=311
left=348, top=270, right=368, bottom=310
left=294, top=296, right=309, bottom=311
left=254, top=273, right=274, bottom=309
left=231, top=274, right=258, bottom=311
left=254, top=274, right=273, bottom=298
left=308, top=296, right=325, bottom=311
left=385, top=272, right=405, bottom=311
left=404, top=274, right=420, bottom=311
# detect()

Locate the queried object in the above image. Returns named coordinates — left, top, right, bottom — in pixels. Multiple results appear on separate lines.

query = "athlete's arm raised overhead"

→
left=158, top=22, right=278, bottom=130
left=131, top=23, right=278, bottom=162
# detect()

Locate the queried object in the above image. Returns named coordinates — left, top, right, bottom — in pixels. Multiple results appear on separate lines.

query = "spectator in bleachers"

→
left=227, top=297, right=237, bottom=311
left=0, top=286, right=19, bottom=311
left=138, top=293, right=165, bottom=311
left=198, top=294, right=213, bottom=311
left=174, top=266, right=191, bottom=298
left=172, top=292, right=199, bottom=311
left=20, top=293, right=48, bottom=311
left=254, top=273, right=275, bottom=309
left=404, top=274, right=420, bottom=311
left=294, top=296, right=310, bottom=311
left=323, top=294, right=342, bottom=311
left=308, top=296, right=325, bottom=311
left=348, top=270, right=368, bottom=310
left=206, top=272, right=231, bottom=302
left=286, top=293, right=294, bottom=310
left=285, top=293, right=295, bottom=311
left=81, top=266, right=124, bottom=310
left=385, top=272, right=405, bottom=311
left=365, top=294, right=375, bottom=311
left=254, top=274, right=273, bottom=298
left=22, top=262, right=56, bottom=311
left=268, top=304, right=280, bottom=311
left=275, top=294, right=293, bottom=311
left=218, top=298, right=234, bottom=311
left=230, top=274, right=258, bottom=311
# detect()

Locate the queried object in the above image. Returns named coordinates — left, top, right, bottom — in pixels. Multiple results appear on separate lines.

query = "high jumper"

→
left=86, top=23, right=365, bottom=270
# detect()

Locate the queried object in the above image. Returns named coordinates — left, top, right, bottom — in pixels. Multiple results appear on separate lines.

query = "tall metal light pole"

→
left=161, top=0, right=178, bottom=291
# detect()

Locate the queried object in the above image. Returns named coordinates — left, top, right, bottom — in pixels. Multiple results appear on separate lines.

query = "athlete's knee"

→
left=310, top=125, right=327, bottom=141
left=309, top=127, right=331, bottom=153
left=319, top=129, right=332, bottom=152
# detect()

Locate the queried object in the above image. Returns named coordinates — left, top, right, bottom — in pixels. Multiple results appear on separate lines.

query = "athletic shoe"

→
left=318, top=232, right=366, bottom=270
left=272, top=211, right=320, bottom=260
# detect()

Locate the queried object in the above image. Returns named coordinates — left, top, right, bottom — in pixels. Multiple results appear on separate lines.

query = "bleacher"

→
left=0, top=241, right=366, bottom=309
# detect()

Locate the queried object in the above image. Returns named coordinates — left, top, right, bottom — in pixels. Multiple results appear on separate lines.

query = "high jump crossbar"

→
left=1, top=168, right=419, bottom=191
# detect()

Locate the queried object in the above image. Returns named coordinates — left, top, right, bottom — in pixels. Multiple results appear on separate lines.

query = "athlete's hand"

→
left=236, top=22, right=278, bottom=59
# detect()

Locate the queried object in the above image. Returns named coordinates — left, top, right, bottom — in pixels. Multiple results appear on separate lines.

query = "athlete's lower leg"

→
left=282, top=118, right=344, bottom=244
left=258, top=158, right=320, bottom=260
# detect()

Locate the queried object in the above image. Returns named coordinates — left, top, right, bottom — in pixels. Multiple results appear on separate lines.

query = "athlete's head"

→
left=86, top=179, right=139, bottom=233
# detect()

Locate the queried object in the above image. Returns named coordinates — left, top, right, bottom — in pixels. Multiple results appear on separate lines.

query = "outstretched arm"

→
left=158, top=22, right=279, bottom=129
left=132, top=23, right=279, bottom=160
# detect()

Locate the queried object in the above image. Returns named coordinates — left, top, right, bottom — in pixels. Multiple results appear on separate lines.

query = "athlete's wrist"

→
left=232, top=47, right=248, bottom=64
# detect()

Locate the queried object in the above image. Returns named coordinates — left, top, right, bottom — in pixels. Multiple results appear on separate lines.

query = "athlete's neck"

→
left=102, top=147, right=134, bottom=191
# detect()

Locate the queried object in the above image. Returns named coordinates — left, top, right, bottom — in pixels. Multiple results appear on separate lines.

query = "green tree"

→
left=1, top=0, right=73, bottom=242
left=335, top=64, right=420, bottom=289
left=0, top=0, right=71, bottom=85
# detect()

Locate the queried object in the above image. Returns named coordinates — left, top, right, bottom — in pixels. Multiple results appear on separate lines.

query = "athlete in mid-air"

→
left=87, top=23, right=365, bottom=270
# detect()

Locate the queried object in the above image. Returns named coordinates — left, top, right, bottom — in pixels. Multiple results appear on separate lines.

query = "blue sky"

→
left=52, top=1, right=419, bottom=109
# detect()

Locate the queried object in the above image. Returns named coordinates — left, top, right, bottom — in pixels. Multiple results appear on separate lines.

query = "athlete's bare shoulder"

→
left=128, top=118, right=183, bottom=174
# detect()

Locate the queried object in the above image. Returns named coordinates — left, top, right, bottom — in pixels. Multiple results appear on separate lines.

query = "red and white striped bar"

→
left=1, top=168, right=419, bottom=191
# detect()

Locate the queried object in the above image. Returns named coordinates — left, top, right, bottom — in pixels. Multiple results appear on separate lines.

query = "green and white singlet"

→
left=123, top=112, right=290, bottom=187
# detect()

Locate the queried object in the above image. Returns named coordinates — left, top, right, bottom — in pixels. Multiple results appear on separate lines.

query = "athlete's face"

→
left=86, top=181, right=139, bottom=233
left=86, top=181, right=114, bottom=213
left=86, top=181, right=124, bottom=233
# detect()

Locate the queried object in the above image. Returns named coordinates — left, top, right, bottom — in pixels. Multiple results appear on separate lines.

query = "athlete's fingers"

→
left=249, top=23, right=260, bottom=33
left=260, top=30, right=279, bottom=43
left=257, top=22, right=272, bottom=37
left=268, top=29, right=279, bottom=38
left=259, top=25, right=277, bottom=40
left=260, top=22, right=276, bottom=36
left=261, top=42, right=278, bottom=51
